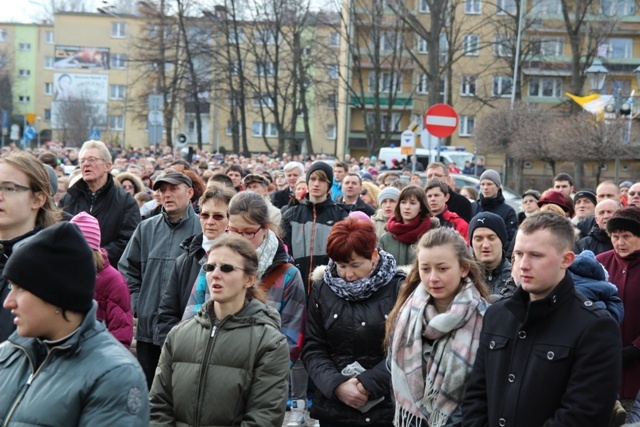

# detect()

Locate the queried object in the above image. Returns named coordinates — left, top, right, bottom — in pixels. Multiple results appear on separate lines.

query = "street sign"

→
left=25, top=113, right=37, bottom=125
left=400, top=129, right=415, bottom=156
left=89, top=129, right=101, bottom=140
left=148, top=111, right=163, bottom=126
left=10, top=124, right=19, bottom=140
left=424, top=104, right=458, bottom=138
left=24, top=126, right=37, bottom=141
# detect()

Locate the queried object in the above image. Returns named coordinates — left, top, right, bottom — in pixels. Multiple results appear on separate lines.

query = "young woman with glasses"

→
left=150, top=234, right=290, bottom=426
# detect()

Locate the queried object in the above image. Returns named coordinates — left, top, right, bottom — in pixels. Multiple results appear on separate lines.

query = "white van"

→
left=377, top=146, right=474, bottom=170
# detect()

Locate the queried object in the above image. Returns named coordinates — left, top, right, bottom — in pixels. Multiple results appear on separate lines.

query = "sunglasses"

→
left=629, top=191, right=638, bottom=197
left=200, top=213, right=226, bottom=221
left=203, top=263, right=246, bottom=273
left=360, top=189, right=368, bottom=196
left=122, top=184, right=135, bottom=190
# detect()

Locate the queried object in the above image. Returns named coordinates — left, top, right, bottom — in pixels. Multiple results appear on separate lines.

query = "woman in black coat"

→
left=303, top=217, right=405, bottom=427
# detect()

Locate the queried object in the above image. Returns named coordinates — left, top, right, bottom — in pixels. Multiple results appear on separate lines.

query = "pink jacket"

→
left=95, top=249, right=134, bottom=347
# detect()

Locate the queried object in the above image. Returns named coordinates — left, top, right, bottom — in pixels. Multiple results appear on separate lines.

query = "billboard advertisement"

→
left=51, top=73, right=109, bottom=129
left=54, top=45, right=110, bottom=70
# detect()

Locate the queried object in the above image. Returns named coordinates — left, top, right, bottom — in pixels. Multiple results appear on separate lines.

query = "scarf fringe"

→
left=394, top=404, right=426, bottom=427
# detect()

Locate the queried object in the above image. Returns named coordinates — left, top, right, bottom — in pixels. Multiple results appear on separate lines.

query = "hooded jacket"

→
left=281, top=196, right=348, bottom=293
left=61, top=174, right=141, bottom=266
left=0, top=302, right=149, bottom=426
left=149, top=299, right=289, bottom=427
left=476, top=191, right=518, bottom=250
left=575, top=225, right=613, bottom=256
left=95, top=248, right=134, bottom=347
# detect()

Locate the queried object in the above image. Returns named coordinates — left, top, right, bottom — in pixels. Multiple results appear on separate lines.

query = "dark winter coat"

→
left=0, top=302, right=149, bottom=425
left=155, top=233, right=206, bottom=345
left=95, top=249, right=134, bottom=347
left=281, top=196, right=348, bottom=293
left=568, top=250, right=624, bottom=324
left=462, top=273, right=621, bottom=427
left=476, top=191, right=518, bottom=251
left=482, top=258, right=516, bottom=302
left=338, top=197, right=376, bottom=217
left=271, top=187, right=294, bottom=209
left=597, top=249, right=640, bottom=399
left=303, top=267, right=405, bottom=425
left=575, top=225, right=613, bottom=255
left=61, top=174, right=141, bottom=266
left=448, top=189, right=473, bottom=223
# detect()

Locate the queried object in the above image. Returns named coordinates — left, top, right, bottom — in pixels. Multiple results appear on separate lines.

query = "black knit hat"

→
left=607, top=206, right=640, bottom=237
left=4, top=222, right=96, bottom=312
left=306, top=161, right=333, bottom=185
left=574, top=189, right=597, bottom=206
left=468, top=212, right=508, bottom=247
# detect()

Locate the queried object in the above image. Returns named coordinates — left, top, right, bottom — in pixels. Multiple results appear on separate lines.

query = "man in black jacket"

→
left=337, top=173, right=375, bottom=216
left=462, top=213, right=621, bottom=427
left=576, top=198, right=618, bottom=255
left=61, top=140, right=140, bottom=266
left=476, top=169, right=518, bottom=253
left=425, top=162, right=472, bottom=222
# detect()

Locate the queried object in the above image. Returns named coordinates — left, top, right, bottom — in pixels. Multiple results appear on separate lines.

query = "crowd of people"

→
left=0, top=140, right=638, bottom=427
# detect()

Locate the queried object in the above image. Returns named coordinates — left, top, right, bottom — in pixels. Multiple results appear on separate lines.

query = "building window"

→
left=417, top=37, right=428, bottom=54
left=44, top=109, right=51, bottom=121
left=45, top=56, right=54, bottom=69
left=459, top=116, right=475, bottom=136
left=255, top=29, right=277, bottom=45
left=531, top=0, right=561, bottom=14
left=255, top=61, right=275, bottom=77
left=367, top=113, right=402, bottom=132
left=329, top=32, right=341, bottom=47
left=229, top=29, right=244, bottom=44
left=372, top=31, right=401, bottom=52
left=419, top=34, right=450, bottom=61
left=110, top=84, right=126, bottom=100
left=0, top=29, right=6, bottom=42
left=252, top=92, right=274, bottom=107
left=108, top=115, right=124, bottom=130
left=226, top=120, right=242, bottom=135
left=417, top=74, right=429, bottom=94
left=111, top=22, right=126, bottom=38
left=528, top=77, right=562, bottom=98
left=420, top=0, right=431, bottom=13
left=19, top=96, right=30, bottom=103
left=463, top=34, right=480, bottom=56
left=461, top=75, right=477, bottom=96
left=465, top=0, right=481, bottom=14
left=19, top=43, right=31, bottom=51
left=369, top=72, right=402, bottom=93
left=599, top=38, right=633, bottom=59
left=45, top=31, right=54, bottom=44
left=327, top=93, right=337, bottom=109
left=531, top=37, right=564, bottom=56
left=494, top=34, right=513, bottom=57
left=492, top=76, right=513, bottom=97
left=326, top=124, right=337, bottom=140
left=44, top=82, right=53, bottom=95
left=497, top=0, right=516, bottom=14
left=110, top=54, right=126, bottom=69
left=252, top=122, right=278, bottom=137
left=328, top=65, right=339, bottom=79
left=601, top=0, right=636, bottom=16
left=19, top=69, right=31, bottom=77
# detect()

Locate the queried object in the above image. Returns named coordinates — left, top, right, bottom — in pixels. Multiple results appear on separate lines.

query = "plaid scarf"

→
left=390, top=278, right=488, bottom=427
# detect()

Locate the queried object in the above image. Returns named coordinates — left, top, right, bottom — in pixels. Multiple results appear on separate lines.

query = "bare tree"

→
left=53, top=97, right=107, bottom=146
left=30, top=0, right=95, bottom=21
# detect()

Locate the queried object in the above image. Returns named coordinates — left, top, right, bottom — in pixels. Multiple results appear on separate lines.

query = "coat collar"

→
left=505, top=271, right=574, bottom=325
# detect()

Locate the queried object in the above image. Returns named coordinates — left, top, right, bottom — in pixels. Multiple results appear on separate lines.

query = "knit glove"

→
left=622, top=345, right=640, bottom=364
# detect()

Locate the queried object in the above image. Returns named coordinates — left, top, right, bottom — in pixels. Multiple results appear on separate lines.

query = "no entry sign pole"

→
left=424, top=104, right=459, bottom=162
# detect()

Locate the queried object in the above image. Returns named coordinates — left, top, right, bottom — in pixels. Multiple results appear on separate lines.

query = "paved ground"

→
left=282, top=410, right=319, bottom=426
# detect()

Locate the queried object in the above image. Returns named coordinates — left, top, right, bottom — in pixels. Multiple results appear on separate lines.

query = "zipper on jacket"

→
left=307, top=207, right=317, bottom=293
left=3, top=344, right=63, bottom=427
left=194, top=324, right=219, bottom=427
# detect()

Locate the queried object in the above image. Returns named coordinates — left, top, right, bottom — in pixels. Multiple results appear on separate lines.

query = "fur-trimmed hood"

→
left=114, top=172, right=146, bottom=194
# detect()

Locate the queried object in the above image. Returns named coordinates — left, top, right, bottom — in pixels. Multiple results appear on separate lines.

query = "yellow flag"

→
left=565, top=92, right=613, bottom=116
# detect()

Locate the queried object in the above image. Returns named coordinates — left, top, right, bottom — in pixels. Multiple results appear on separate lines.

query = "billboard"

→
left=54, top=45, right=110, bottom=70
left=51, top=73, right=109, bottom=129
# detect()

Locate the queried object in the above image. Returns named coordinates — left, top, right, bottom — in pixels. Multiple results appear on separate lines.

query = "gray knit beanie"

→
left=479, top=169, right=502, bottom=188
left=378, top=186, right=400, bottom=205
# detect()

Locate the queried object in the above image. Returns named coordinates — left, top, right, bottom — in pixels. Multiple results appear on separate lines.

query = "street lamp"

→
left=586, top=58, right=608, bottom=93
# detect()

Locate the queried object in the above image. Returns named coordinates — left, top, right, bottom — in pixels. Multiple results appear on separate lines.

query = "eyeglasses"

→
left=203, top=263, right=246, bottom=273
left=0, top=183, right=31, bottom=195
left=629, top=191, right=638, bottom=197
left=200, top=213, right=226, bottom=221
left=122, top=184, right=135, bottom=190
left=79, top=157, right=105, bottom=165
left=226, top=226, right=262, bottom=239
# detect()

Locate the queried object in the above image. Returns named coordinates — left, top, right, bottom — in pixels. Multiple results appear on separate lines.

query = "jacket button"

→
left=361, top=321, right=366, bottom=326
left=499, top=418, right=506, bottom=426
left=547, top=351, right=555, bottom=360
left=365, top=417, right=371, bottom=422
left=489, top=340, right=496, bottom=349
left=508, top=374, right=515, bottom=383
left=333, top=314, right=338, bottom=318
left=518, top=330, right=526, bottom=339
left=584, top=301, right=593, bottom=307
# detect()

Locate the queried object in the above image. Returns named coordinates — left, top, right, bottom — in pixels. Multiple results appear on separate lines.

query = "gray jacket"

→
left=0, top=302, right=149, bottom=426
left=119, top=207, right=201, bottom=345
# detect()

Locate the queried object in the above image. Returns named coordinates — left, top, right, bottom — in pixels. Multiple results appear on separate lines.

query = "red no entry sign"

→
left=424, top=104, right=458, bottom=138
